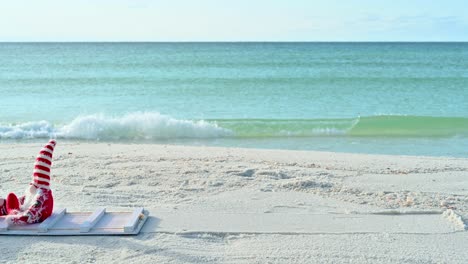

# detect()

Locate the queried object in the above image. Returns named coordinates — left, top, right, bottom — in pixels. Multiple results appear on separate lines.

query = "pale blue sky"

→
left=1, top=0, right=467, bottom=41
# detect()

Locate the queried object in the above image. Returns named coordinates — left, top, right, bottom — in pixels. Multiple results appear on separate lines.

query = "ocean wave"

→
left=348, top=115, right=468, bottom=137
left=1, top=113, right=467, bottom=140
left=0, top=112, right=231, bottom=140
left=212, top=118, right=357, bottom=137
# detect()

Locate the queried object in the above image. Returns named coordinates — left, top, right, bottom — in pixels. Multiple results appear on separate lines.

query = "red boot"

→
left=6, top=193, right=20, bottom=214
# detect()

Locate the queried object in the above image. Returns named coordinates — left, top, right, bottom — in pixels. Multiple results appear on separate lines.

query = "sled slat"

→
left=0, top=221, right=8, bottom=231
left=38, top=208, right=66, bottom=233
left=124, top=207, right=144, bottom=233
left=80, top=208, right=106, bottom=233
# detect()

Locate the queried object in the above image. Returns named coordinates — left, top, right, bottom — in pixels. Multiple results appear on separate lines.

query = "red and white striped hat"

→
left=31, top=139, right=57, bottom=190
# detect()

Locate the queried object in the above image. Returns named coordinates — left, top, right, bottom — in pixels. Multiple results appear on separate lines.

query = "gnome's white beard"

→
left=20, top=185, right=41, bottom=211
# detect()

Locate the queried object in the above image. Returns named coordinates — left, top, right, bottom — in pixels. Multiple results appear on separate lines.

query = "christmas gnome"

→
left=0, top=140, right=56, bottom=226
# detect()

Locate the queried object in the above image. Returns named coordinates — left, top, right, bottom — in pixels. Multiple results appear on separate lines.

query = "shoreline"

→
left=1, top=139, right=466, bottom=159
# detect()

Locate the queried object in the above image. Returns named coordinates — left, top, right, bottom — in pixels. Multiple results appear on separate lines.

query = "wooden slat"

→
left=80, top=208, right=106, bottom=233
left=38, top=208, right=66, bottom=233
left=124, top=207, right=144, bottom=233
left=0, top=220, right=8, bottom=232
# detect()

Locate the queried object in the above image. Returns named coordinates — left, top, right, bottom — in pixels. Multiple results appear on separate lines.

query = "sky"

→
left=1, top=0, right=467, bottom=41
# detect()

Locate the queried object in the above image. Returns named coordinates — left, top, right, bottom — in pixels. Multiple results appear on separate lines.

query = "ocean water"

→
left=0, top=42, right=467, bottom=157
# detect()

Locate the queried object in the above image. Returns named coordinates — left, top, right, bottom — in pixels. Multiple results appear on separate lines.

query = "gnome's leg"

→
left=3, top=193, right=29, bottom=226
left=5, top=191, right=51, bottom=226
left=5, top=213, right=30, bottom=226
left=6, top=192, right=20, bottom=214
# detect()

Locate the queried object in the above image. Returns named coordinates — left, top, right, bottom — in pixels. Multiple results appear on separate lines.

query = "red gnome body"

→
left=0, top=140, right=56, bottom=226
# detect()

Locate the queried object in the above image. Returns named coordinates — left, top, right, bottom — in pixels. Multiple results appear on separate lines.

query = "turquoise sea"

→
left=1, top=42, right=467, bottom=157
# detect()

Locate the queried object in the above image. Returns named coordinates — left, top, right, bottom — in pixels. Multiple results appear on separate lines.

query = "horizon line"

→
left=1, top=40, right=468, bottom=43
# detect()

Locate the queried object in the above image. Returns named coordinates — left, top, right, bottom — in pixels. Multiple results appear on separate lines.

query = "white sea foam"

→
left=0, top=120, right=55, bottom=139
left=0, top=112, right=232, bottom=140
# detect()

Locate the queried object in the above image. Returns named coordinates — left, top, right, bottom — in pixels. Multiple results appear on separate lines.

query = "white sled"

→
left=0, top=207, right=149, bottom=236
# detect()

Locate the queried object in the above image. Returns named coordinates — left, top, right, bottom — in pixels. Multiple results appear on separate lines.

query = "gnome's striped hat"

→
left=32, top=140, right=57, bottom=190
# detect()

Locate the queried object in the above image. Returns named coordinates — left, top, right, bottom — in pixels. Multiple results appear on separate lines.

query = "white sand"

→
left=1, top=142, right=467, bottom=263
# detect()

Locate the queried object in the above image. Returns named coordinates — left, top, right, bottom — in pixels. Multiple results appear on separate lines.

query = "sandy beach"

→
left=0, top=142, right=467, bottom=263
left=2, top=1, right=468, bottom=263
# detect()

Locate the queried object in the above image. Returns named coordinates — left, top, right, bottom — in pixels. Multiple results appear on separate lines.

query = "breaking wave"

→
left=0, top=112, right=231, bottom=140
left=1, top=113, right=467, bottom=140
